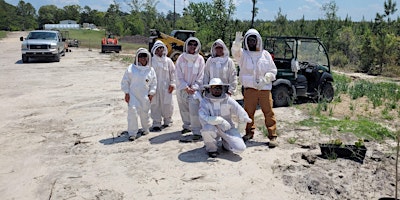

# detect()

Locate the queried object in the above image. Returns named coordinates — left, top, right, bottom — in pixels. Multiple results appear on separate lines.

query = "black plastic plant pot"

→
left=319, top=144, right=367, bottom=163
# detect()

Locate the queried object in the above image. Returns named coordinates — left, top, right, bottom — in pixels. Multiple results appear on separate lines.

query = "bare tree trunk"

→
left=251, top=0, right=256, bottom=28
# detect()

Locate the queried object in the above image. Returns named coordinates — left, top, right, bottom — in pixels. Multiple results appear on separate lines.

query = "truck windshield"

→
left=28, top=32, right=57, bottom=40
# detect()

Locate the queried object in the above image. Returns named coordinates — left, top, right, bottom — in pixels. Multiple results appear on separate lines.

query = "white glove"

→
left=208, top=116, right=225, bottom=125
left=263, top=72, right=275, bottom=84
left=256, top=73, right=274, bottom=90
left=238, top=122, right=246, bottom=133
left=193, top=91, right=203, bottom=100
left=234, top=32, right=243, bottom=44
left=218, top=119, right=231, bottom=131
left=240, top=117, right=252, bottom=124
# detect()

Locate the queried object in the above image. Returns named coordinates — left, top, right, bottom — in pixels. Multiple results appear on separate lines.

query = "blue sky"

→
left=5, top=0, right=399, bottom=22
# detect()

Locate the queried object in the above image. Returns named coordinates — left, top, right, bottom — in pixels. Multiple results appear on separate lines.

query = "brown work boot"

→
left=242, top=134, right=254, bottom=142
left=268, top=136, right=278, bottom=148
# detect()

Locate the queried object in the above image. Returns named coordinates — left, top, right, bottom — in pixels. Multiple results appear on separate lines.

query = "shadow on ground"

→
left=178, top=146, right=243, bottom=163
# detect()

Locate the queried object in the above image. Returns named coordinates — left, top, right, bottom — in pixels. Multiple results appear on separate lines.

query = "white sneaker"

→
left=141, top=131, right=149, bottom=136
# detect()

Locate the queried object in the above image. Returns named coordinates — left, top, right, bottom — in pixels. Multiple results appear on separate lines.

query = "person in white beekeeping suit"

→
left=231, top=29, right=278, bottom=148
left=121, top=48, right=157, bottom=141
left=204, top=39, right=237, bottom=96
left=176, top=37, right=205, bottom=142
left=199, top=78, right=252, bottom=158
left=150, top=40, right=176, bottom=132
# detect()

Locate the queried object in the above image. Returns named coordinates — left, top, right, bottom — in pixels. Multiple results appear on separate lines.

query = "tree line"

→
left=1, top=0, right=399, bottom=75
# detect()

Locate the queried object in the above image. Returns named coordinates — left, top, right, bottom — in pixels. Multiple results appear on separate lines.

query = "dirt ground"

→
left=0, top=31, right=398, bottom=200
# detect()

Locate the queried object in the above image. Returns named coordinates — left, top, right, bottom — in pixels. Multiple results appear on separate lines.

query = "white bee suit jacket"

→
left=199, top=93, right=250, bottom=153
left=175, top=37, right=205, bottom=134
left=121, top=48, right=157, bottom=136
left=150, top=41, right=176, bottom=127
left=204, top=39, right=238, bottom=94
left=231, top=29, right=277, bottom=90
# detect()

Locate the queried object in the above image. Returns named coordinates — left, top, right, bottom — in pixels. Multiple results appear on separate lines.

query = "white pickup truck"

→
left=20, top=30, right=66, bottom=63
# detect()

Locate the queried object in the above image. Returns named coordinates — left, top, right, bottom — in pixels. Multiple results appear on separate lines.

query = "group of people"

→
left=120, top=28, right=278, bottom=158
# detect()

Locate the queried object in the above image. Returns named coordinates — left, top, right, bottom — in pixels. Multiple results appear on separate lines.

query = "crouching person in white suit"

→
left=199, top=78, right=252, bottom=158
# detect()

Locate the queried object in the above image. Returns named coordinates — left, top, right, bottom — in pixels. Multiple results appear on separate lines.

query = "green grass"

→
left=295, top=73, right=400, bottom=141
left=0, top=31, right=7, bottom=39
left=62, top=29, right=146, bottom=52
left=298, top=116, right=394, bottom=140
left=332, top=72, right=351, bottom=95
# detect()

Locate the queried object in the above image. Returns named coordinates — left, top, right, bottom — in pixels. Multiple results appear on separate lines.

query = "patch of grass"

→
left=299, top=75, right=400, bottom=141
left=297, top=116, right=395, bottom=140
left=111, top=54, right=134, bottom=64
left=332, top=72, right=351, bottom=95
left=258, top=126, right=268, bottom=137
left=348, top=80, right=400, bottom=105
left=120, top=42, right=147, bottom=53
left=287, top=137, right=297, bottom=144
left=0, top=31, right=7, bottom=39
left=64, top=29, right=146, bottom=52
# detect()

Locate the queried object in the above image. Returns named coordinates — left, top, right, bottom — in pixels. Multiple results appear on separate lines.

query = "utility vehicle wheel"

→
left=319, top=82, right=334, bottom=102
left=272, top=85, right=291, bottom=107
left=22, top=55, right=29, bottom=63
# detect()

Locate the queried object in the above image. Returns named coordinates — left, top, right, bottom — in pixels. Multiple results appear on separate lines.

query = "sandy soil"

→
left=0, top=31, right=398, bottom=200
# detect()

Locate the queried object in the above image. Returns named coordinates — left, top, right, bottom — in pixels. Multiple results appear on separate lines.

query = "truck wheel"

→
left=319, top=82, right=334, bottom=102
left=22, top=55, right=29, bottom=63
left=54, top=53, right=60, bottom=62
left=272, top=85, right=291, bottom=107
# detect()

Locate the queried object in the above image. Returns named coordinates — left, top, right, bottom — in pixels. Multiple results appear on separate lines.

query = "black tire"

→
left=272, top=85, right=291, bottom=107
left=54, top=53, right=60, bottom=62
left=170, top=51, right=182, bottom=62
left=320, top=82, right=334, bottom=102
left=22, top=55, right=29, bottom=63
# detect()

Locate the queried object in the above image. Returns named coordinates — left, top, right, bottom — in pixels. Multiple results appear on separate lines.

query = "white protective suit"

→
left=150, top=40, right=176, bottom=128
left=121, top=48, right=157, bottom=137
left=175, top=37, right=205, bottom=135
left=231, top=29, right=277, bottom=90
left=204, top=39, right=238, bottom=95
left=199, top=79, right=251, bottom=153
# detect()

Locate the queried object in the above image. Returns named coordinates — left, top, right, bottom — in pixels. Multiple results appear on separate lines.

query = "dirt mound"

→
left=120, top=35, right=147, bottom=44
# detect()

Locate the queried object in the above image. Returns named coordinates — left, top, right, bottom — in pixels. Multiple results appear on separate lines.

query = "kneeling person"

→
left=199, top=78, right=252, bottom=158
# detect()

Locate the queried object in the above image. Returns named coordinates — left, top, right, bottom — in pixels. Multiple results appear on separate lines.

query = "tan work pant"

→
left=243, top=88, right=277, bottom=139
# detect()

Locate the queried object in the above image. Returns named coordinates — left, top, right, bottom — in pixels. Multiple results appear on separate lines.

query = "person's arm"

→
left=227, top=59, right=238, bottom=95
left=231, top=32, right=243, bottom=64
left=199, top=99, right=230, bottom=126
left=228, top=97, right=252, bottom=123
left=148, top=68, right=157, bottom=102
left=262, top=50, right=278, bottom=83
left=175, top=56, right=190, bottom=91
left=203, top=58, right=211, bottom=89
left=168, top=58, right=176, bottom=93
left=121, top=66, right=131, bottom=103
left=191, top=56, right=205, bottom=92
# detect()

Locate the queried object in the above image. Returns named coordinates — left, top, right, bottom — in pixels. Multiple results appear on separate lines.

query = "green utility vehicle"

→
left=264, top=36, right=334, bottom=107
